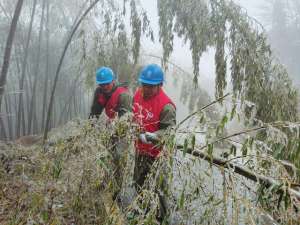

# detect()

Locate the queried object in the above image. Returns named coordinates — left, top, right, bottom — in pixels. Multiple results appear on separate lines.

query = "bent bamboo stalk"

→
left=176, top=145, right=300, bottom=201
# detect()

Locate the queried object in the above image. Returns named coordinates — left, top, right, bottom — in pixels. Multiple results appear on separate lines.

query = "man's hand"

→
left=139, top=132, right=159, bottom=144
left=139, top=133, right=152, bottom=144
left=145, top=132, right=159, bottom=142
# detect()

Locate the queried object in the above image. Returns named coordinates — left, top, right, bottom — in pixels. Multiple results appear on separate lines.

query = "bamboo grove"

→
left=1, top=0, right=300, bottom=224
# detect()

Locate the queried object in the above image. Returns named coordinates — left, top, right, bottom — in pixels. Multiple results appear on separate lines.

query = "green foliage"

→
left=130, top=0, right=142, bottom=65
left=157, top=0, right=298, bottom=124
left=157, top=0, right=299, bottom=178
left=179, top=189, right=185, bottom=209
left=130, top=0, right=154, bottom=64
left=212, top=1, right=227, bottom=99
left=82, top=1, right=153, bottom=91
left=183, top=138, right=188, bottom=157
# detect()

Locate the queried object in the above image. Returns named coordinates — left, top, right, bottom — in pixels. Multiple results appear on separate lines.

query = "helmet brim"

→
left=96, top=78, right=114, bottom=85
left=138, top=78, right=163, bottom=85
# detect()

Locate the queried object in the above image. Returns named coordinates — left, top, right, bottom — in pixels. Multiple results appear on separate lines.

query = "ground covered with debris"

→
left=0, top=119, right=134, bottom=224
left=1, top=118, right=300, bottom=225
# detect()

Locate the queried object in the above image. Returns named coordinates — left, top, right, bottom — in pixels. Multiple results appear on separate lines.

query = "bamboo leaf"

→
left=183, top=138, right=188, bottom=157
left=241, top=139, right=248, bottom=157
left=179, top=190, right=185, bottom=209
left=208, top=143, right=214, bottom=165
left=220, top=115, right=228, bottom=129
left=191, top=134, right=196, bottom=151
left=230, top=145, right=237, bottom=156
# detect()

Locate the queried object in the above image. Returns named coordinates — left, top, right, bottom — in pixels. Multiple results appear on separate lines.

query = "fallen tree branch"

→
left=176, top=145, right=300, bottom=201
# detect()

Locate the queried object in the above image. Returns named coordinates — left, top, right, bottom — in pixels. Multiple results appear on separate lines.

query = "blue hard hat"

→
left=139, top=64, right=164, bottom=85
left=96, top=67, right=115, bottom=84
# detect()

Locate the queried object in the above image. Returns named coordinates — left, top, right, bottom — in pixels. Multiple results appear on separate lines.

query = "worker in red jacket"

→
left=133, top=64, right=176, bottom=186
left=89, top=67, right=131, bottom=198
left=89, top=67, right=131, bottom=119
left=133, top=64, right=176, bottom=220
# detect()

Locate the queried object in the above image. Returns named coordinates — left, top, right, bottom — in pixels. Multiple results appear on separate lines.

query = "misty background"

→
left=0, top=0, right=299, bottom=139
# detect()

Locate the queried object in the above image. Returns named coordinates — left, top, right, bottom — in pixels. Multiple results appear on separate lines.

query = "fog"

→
left=1, top=0, right=299, bottom=140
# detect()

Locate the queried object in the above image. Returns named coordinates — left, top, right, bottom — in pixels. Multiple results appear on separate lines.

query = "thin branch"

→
left=198, top=121, right=300, bottom=151
left=176, top=93, right=231, bottom=130
left=0, top=2, right=11, bottom=20
left=178, top=130, right=206, bottom=134
left=198, top=126, right=266, bottom=151
left=143, top=54, right=194, bottom=77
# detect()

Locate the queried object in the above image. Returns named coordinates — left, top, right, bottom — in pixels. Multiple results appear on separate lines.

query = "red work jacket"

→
left=97, top=86, right=128, bottom=119
left=133, top=88, right=175, bottom=158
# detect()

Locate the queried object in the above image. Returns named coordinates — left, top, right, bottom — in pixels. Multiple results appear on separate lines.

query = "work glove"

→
left=139, top=132, right=159, bottom=144
left=139, top=133, right=152, bottom=144
left=145, top=132, right=159, bottom=142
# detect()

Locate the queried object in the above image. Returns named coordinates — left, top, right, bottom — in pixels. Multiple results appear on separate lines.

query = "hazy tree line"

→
left=0, top=0, right=89, bottom=140
left=0, top=0, right=148, bottom=141
left=0, top=0, right=211, bottom=142
left=263, top=0, right=300, bottom=85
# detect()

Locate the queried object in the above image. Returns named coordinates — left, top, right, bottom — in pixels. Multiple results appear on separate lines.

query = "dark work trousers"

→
left=133, top=153, right=155, bottom=191
left=133, top=153, right=168, bottom=223
left=111, top=137, right=127, bottom=199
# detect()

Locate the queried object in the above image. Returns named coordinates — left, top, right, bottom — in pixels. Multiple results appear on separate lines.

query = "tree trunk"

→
left=0, top=116, right=7, bottom=140
left=13, top=44, right=22, bottom=138
left=16, top=0, right=37, bottom=137
left=67, top=100, right=72, bottom=122
left=41, top=0, right=50, bottom=131
left=4, top=95, right=13, bottom=140
left=73, top=92, right=78, bottom=117
left=57, top=70, right=82, bottom=124
left=78, top=86, right=83, bottom=117
left=0, top=0, right=24, bottom=111
left=0, top=0, right=24, bottom=140
left=27, top=0, right=46, bottom=134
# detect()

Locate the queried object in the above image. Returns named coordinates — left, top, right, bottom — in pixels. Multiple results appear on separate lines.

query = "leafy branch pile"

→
left=1, top=105, right=300, bottom=224
left=0, top=118, right=132, bottom=224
